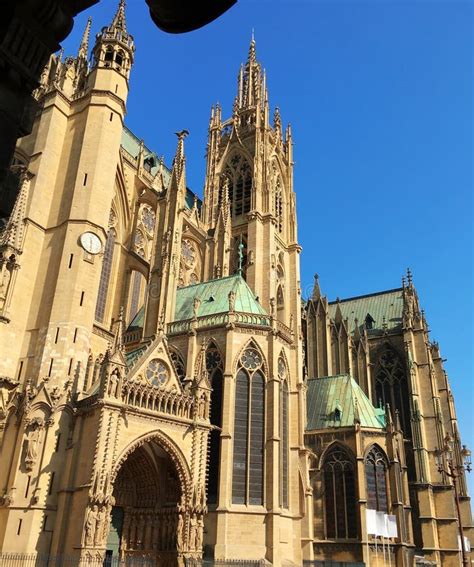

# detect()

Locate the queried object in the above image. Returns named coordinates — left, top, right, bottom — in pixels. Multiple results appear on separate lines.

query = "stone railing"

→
left=167, top=312, right=271, bottom=336
left=121, top=381, right=200, bottom=421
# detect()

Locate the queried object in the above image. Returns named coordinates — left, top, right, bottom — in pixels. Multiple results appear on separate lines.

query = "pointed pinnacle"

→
left=112, top=0, right=127, bottom=33
left=312, top=273, right=321, bottom=300
left=78, top=16, right=92, bottom=59
left=247, top=31, right=256, bottom=64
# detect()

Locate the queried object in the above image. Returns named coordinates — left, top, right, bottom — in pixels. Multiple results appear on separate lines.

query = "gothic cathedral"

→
left=0, top=3, right=471, bottom=567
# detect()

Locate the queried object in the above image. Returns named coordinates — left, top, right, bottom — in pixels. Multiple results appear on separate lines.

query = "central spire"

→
left=237, top=33, right=265, bottom=111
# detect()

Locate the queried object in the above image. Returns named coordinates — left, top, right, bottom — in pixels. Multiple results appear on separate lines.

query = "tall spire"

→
left=111, top=0, right=127, bottom=33
left=237, top=32, right=263, bottom=110
left=78, top=16, right=92, bottom=59
left=171, top=129, right=189, bottom=185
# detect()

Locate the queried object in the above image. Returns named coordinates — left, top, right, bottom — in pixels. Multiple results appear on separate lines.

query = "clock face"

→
left=80, top=232, right=102, bottom=255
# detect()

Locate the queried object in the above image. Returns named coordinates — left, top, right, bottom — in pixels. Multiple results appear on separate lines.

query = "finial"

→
left=237, top=234, right=244, bottom=276
left=247, top=30, right=256, bottom=64
left=407, top=267, right=413, bottom=286
left=78, top=16, right=92, bottom=59
left=402, top=275, right=406, bottom=288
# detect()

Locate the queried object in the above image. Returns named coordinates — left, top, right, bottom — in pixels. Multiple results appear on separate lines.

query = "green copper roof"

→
left=328, top=288, right=403, bottom=335
left=121, top=126, right=201, bottom=211
left=306, top=374, right=386, bottom=431
left=125, top=344, right=148, bottom=368
left=174, top=274, right=267, bottom=321
left=128, top=306, right=145, bottom=330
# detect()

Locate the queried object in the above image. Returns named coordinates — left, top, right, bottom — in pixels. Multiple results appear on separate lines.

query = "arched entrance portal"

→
left=106, top=438, right=183, bottom=566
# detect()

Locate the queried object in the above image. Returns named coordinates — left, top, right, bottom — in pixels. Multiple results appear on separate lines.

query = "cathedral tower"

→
left=0, top=1, right=135, bottom=554
left=203, top=37, right=299, bottom=333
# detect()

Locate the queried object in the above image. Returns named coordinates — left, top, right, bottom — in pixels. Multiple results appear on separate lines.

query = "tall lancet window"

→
left=206, top=343, right=224, bottom=505
left=279, top=355, right=289, bottom=509
left=232, top=346, right=265, bottom=505
left=374, top=345, right=412, bottom=438
left=95, top=229, right=116, bottom=323
left=220, top=154, right=252, bottom=218
left=323, top=445, right=357, bottom=539
left=274, top=176, right=283, bottom=233
left=365, top=446, right=389, bottom=512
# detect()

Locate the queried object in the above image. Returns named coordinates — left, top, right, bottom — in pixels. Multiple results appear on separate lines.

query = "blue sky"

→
left=64, top=0, right=473, bottom=490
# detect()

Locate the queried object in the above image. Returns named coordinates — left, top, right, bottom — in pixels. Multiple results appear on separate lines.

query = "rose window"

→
left=240, top=348, right=262, bottom=371
left=145, top=359, right=169, bottom=386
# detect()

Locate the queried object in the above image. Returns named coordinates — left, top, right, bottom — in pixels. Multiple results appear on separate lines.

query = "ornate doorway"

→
left=108, top=438, right=183, bottom=566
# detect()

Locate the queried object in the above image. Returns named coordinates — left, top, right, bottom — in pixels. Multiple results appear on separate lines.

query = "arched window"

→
left=104, top=47, right=114, bottom=65
left=207, top=343, right=223, bottom=505
left=95, top=229, right=115, bottom=323
left=323, top=446, right=357, bottom=539
left=279, top=356, right=289, bottom=509
left=374, top=345, right=412, bottom=438
left=365, top=446, right=388, bottom=512
left=232, top=346, right=265, bottom=505
left=115, top=49, right=124, bottom=68
left=220, top=154, right=252, bottom=219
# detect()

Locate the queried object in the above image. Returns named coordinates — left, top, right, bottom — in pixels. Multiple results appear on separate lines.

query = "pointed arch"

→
left=232, top=340, right=266, bottom=505
left=365, top=444, right=389, bottom=512
left=219, top=151, right=253, bottom=218
left=232, top=339, right=268, bottom=377
left=374, top=343, right=411, bottom=438
left=322, top=443, right=357, bottom=539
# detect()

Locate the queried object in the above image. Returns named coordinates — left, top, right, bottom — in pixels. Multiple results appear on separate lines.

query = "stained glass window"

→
left=375, top=345, right=412, bottom=438
left=279, top=356, right=289, bottom=509
left=207, top=343, right=224, bottom=505
left=365, top=446, right=388, bottom=512
left=232, top=346, right=265, bottom=505
left=95, top=229, right=115, bottom=323
left=323, top=446, right=357, bottom=539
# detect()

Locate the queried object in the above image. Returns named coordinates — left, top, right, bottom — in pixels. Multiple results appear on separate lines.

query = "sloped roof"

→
left=120, top=126, right=200, bottom=210
left=306, top=374, right=385, bottom=431
left=128, top=306, right=145, bottom=331
left=174, top=274, right=267, bottom=321
left=125, top=344, right=148, bottom=368
left=328, top=288, right=403, bottom=335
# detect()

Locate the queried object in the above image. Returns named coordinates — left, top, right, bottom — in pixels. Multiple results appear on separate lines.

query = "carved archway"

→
left=102, top=432, right=196, bottom=565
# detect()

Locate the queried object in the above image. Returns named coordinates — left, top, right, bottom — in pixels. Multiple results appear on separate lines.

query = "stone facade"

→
left=0, top=2, right=471, bottom=566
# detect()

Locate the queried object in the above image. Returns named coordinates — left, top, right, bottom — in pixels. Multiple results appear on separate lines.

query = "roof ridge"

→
left=176, top=273, right=243, bottom=292
left=328, top=287, right=403, bottom=305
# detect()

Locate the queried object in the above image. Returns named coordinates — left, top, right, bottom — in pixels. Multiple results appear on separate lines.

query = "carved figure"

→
left=84, top=505, right=98, bottom=547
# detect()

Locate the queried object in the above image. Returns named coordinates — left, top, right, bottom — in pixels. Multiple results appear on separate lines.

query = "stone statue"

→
left=176, top=512, right=184, bottom=551
left=24, top=419, right=43, bottom=471
left=196, top=516, right=204, bottom=551
left=228, top=290, right=236, bottom=313
left=84, top=505, right=98, bottom=547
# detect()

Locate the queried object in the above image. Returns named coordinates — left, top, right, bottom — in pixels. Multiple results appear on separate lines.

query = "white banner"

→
left=387, top=514, right=398, bottom=538
left=366, top=509, right=398, bottom=538
left=366, top=509, right=377, bottom=535
left=458, top=535, right=471, bottom=552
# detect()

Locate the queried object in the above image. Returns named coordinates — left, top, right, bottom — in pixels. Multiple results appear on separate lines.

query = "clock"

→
left=79, top=232, right=102, bottom=255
